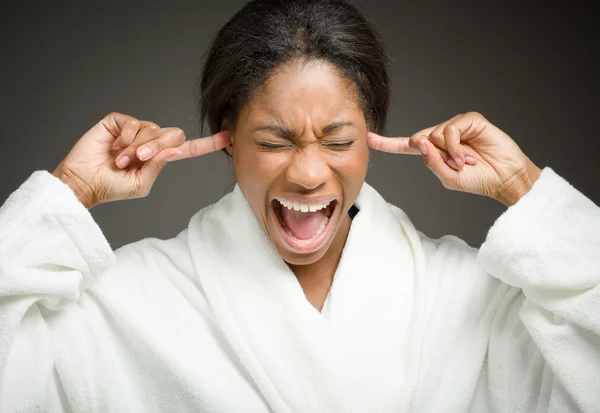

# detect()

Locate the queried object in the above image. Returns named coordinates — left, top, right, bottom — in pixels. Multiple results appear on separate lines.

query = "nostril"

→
left=285, top=161, right=332, bottom=189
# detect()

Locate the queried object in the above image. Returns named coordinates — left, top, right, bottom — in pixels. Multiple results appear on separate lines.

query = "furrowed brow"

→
left=252, top=125, right=295, bottom=139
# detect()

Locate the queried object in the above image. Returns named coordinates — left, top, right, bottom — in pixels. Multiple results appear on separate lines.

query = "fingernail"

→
left=112, top=144, right=121, bottom=151
left=465, top=155, right=477, bottom=165
left=454, top=157, right=464, bottom=168
left=447, top=158, right=459, bottom=170
left=116, top=155, right=130, bottom=168
left=137, top=146, right=152, bottom=160
left=417, top=140, right=428, bottom=155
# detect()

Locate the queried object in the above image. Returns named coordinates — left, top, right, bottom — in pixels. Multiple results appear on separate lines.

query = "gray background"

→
left=1, top=1, right=598, bottom=249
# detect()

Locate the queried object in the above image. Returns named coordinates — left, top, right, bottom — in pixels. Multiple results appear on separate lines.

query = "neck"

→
left=288, top=214, right=352, bottom=311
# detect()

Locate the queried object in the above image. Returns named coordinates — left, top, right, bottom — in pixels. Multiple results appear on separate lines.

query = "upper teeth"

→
left=277, top=199, right=330, bottom=212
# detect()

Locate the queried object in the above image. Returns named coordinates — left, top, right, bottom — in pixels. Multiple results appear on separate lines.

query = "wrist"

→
left=52, top=165, right=98, bottom=209
left=495, top=160, right=542, bottom=207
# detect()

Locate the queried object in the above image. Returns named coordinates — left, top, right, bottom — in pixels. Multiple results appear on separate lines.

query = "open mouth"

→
left=271, top=198, right=339, bottom=253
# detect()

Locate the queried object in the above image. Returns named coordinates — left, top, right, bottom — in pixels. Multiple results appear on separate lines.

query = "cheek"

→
left=330, top=144, right=369, bottom=184
left=233, top=146, right=289, bottom=200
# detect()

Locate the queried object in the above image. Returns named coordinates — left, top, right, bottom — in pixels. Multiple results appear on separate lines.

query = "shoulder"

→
left=114, top=229, right=191, bottom=268
left=384, top=202, right=507, bottom=326
left=386, top=201, right=478, bottom=260
left=91, top=228, right=196, bottom=296
left=419, top=230, right=478, bottom=264
left=88, top=226, right=218, bottom=325
left=385, top=201, right=490, bottom=284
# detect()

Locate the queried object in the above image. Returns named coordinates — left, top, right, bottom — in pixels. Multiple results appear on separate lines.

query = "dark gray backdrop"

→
left=1, top=1, right=598, bottom=249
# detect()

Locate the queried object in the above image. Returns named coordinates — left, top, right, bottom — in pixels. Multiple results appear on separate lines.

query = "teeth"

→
left=277, top=199, right=331, bottom=212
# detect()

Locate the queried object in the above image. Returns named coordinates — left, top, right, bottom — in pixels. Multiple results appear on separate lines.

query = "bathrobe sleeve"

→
left=477, top=167, right=600, bottom=412
left=0, top=171, right=116, bottom=411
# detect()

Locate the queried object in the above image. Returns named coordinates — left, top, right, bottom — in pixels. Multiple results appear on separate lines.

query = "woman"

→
left=1, top=0, right=598, bottom=412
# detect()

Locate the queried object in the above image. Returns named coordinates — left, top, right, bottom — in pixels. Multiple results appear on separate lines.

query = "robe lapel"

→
left=188, top=182, right=426, bottom=413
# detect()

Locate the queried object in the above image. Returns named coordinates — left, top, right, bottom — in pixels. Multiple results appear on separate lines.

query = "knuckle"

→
left=122, top=133, right=136, bottom=144
left=188, top=141, right=198, bottom=157
left=412, top=137, right=427, bottom=152
left=139, top=120, right=158, bottom=130
left=444, top=123, right=456, bottom=133
left=172, top=128, right=185, bottom=143
left=154, top=140, right=166, bottom=152
left=410, top=135, right=424, bottom=146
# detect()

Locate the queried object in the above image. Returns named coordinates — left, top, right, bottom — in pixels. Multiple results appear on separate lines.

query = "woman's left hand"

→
left=367, top=112, right=542, bottom=206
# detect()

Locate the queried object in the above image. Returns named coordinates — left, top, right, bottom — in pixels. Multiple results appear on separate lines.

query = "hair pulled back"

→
left=198, top=0, right=390, bottom=136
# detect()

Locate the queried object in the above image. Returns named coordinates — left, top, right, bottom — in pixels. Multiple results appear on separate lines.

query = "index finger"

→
left=367, top=131, right=420, bottom=155
left=173, top=130, right=232, bottom=161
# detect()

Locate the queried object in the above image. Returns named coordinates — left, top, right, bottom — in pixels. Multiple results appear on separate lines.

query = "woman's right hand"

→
left=52, top=112, right=231, bottom=208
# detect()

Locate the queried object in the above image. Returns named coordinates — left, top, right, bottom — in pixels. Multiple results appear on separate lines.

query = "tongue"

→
left=280, top=208, right=326, bottom=240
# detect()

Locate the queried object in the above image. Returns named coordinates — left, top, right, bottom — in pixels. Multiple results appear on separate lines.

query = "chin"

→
left=277, top=245, right=330, bottom=266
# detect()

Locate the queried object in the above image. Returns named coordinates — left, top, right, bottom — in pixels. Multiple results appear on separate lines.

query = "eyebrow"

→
left=252, top=121, right=354, bottom=139
left=252, top=125, right=295, bottom=139
left=322, top=121, right=354, bottom=134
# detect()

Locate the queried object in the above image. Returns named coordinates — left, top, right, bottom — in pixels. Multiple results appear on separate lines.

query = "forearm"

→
left=0, top=170, right=115, bottom=303
left=479, top=167, right=600, bottom=327
left=478, top=167, right=600, bottom=411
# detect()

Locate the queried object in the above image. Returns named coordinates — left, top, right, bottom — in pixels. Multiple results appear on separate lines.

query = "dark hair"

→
left=197, top=0, right=390, bottom=139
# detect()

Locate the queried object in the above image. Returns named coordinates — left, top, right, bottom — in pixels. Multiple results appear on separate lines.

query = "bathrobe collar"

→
left=188, top=182, right=427, bottom=413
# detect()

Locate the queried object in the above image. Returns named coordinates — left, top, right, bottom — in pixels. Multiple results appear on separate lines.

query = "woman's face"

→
left=231, top=60, right=369, bottom=266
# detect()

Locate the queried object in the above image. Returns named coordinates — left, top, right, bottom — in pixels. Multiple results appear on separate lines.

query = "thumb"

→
left=139, top=147, right=182, bottom=187
left=417, top=139, right=456, bottom=184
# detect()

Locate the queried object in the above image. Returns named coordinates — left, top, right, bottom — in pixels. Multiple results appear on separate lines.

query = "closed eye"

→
left=324, top=141, right=354, bottom=149
left=258, top=142, right=291, bottom=150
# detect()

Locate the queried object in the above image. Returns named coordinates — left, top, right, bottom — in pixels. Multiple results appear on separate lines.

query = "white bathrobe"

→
left=0, top=168, right=598, bottom=413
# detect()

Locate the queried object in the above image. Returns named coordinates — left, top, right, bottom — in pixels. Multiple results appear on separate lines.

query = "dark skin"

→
left=227, top=60, right=542, bottom=310
left=53, top=60, right=541, bottom=312
left=228, top=60, right=368, bottom=310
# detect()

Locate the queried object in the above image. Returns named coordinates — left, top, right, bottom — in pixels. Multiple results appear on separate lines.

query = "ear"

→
left=225, top=138, right=234, bottom=156
left=221, top=118, right=235, bottom=156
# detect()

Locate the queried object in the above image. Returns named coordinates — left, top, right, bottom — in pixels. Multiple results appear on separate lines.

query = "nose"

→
left=285, top=147, right=332, bottom=190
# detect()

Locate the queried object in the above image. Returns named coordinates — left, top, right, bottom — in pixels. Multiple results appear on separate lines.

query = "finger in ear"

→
left=225, top=134, right=234, bottom=156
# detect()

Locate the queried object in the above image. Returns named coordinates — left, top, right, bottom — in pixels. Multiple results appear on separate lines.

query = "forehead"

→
left=239, top=60, right=363, bottom=129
